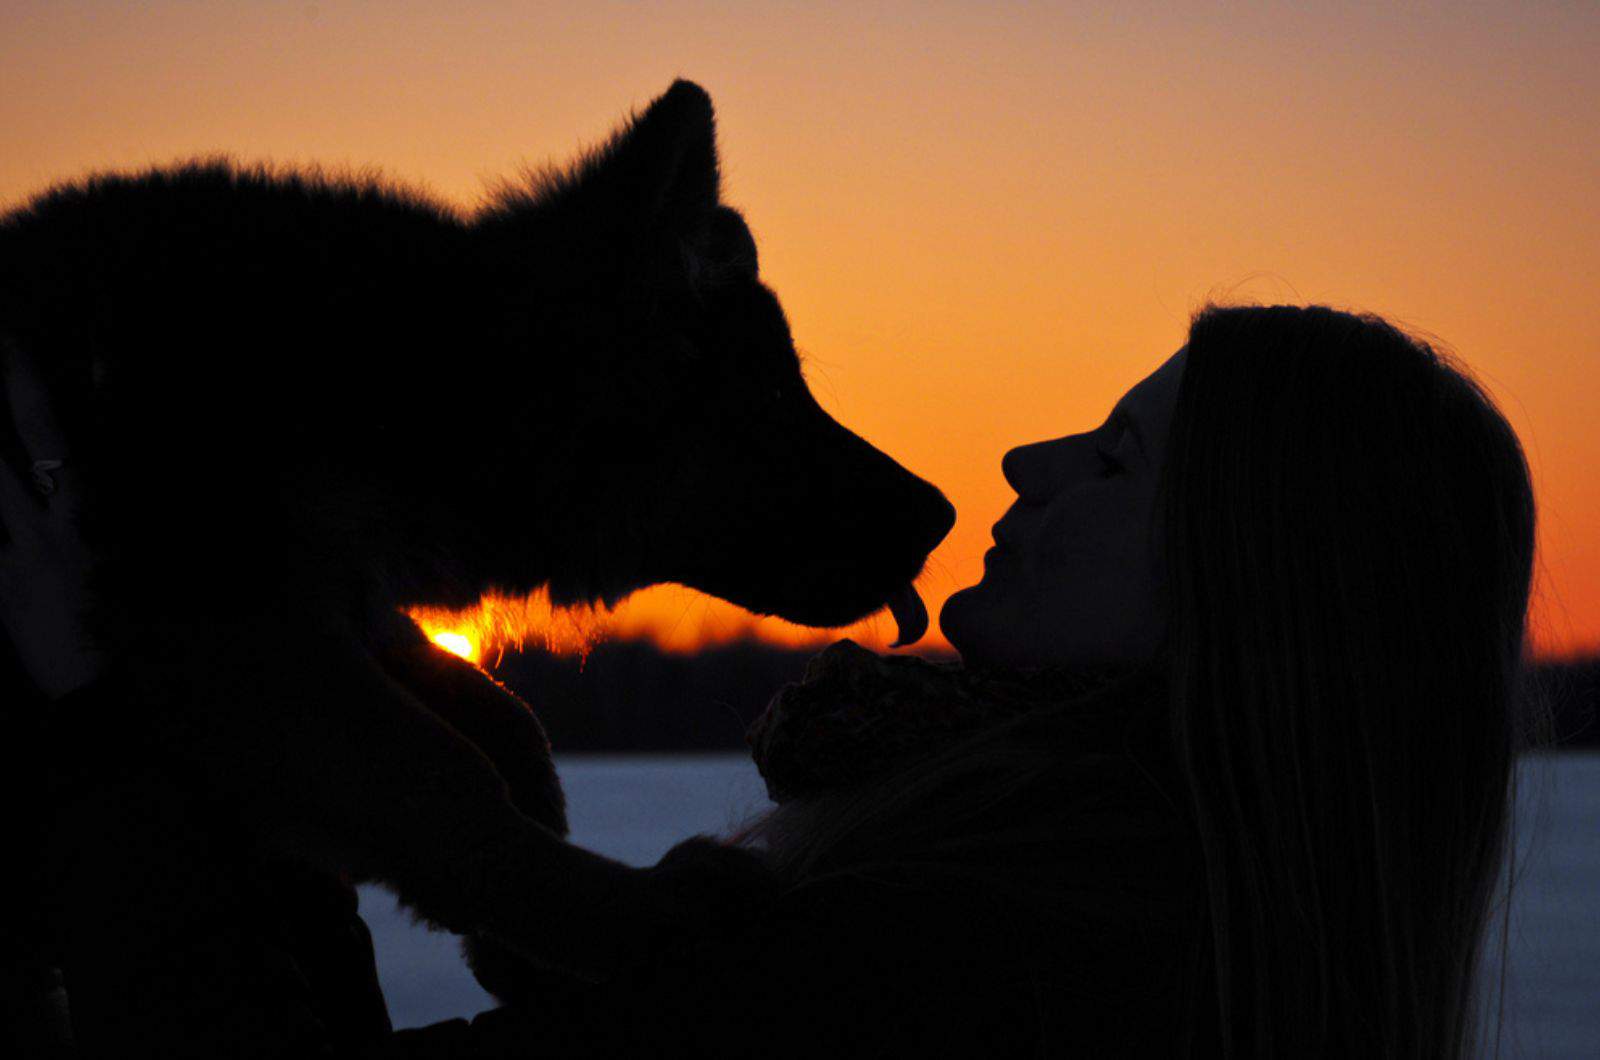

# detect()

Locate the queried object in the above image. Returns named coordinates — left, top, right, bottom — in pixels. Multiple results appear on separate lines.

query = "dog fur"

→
left=1, top=80, right=953, bottom=976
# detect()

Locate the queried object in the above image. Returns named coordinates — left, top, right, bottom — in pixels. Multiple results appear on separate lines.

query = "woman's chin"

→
left=942, top=582, right=1123, bottom=672
left=939, top=583, right=1017, bottom=667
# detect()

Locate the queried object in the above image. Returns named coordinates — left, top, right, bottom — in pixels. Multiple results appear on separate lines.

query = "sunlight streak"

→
left=403, top=584, right=933, bottom=670
left=428, top=631, right=478, bottom=663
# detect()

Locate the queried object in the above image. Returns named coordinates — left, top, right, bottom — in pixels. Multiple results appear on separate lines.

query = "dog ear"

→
left=584, top=79, right=720, bottom=234
left=689, top=206, right=759, bottom=289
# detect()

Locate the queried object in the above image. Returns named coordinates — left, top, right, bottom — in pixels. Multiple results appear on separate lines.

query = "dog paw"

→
left=639, top=836, right=782, bottom=956
left=455, top=831, right=782, bottom=982
left=463, top=932, right=587, bottom=1005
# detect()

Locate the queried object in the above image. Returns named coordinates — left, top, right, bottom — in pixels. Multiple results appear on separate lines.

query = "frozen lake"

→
left=361, top=752, right=1599, bottom=1057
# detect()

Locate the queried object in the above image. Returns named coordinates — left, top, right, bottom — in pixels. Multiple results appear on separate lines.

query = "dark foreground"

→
left=363, top=752, right=1599, bottom=1057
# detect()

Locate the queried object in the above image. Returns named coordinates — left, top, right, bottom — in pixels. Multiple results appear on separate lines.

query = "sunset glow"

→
left=428, top=631, right=478, bottom=663
left=5, top=3, right=1596, bottom=659
left=407, top=591, right=609, bottom=665
left=406, top=585, right=883, bottom=665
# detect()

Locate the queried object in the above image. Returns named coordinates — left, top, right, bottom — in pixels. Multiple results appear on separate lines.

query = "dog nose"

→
left=912, top=485, right=956, bottom=555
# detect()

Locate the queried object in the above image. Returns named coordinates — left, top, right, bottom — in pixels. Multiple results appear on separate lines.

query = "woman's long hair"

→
left=1165, top=304, right=1544, bottom=1058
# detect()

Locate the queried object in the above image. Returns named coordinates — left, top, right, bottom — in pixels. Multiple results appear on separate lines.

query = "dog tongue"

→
left=886, top=583, right=928, bottom=648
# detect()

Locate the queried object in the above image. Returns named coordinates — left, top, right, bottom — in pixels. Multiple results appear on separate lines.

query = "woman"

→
left=1, top=304, right=1544, bottom=1057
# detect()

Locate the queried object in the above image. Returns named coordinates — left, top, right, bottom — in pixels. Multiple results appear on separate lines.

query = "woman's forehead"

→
left=1118, top=345, right=1187, bottom=426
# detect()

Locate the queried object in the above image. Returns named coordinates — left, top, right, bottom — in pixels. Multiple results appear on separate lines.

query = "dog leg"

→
left=133, top=614, right=771, bottom=978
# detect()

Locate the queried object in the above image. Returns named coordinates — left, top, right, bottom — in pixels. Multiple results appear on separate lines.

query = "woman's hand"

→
left=0, top=339, right=104, bottom=699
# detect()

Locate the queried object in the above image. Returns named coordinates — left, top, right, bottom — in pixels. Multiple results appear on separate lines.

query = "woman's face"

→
left=940, top=347, right=1188, bottom=669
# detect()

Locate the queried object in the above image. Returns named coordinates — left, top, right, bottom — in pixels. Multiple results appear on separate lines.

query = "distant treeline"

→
left=495, top=641, right=1600, bottom=753
left=497, top=640, right=834, bottom=753
left=1536, top=656, right=1600, bottom=747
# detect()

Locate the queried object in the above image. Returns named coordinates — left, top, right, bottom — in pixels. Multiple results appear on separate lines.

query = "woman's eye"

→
left=1096, top=427, right=1128, bottom=476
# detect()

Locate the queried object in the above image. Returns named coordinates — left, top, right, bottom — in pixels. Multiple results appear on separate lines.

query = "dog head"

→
left=477, top=82, right=953, bottom=641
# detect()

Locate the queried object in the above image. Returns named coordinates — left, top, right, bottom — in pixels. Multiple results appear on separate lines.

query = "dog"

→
left=0, top=80, right=953, bottom=986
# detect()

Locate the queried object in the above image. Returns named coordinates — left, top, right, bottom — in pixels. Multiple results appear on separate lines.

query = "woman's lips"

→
left=988, top=527, right=1021, bottom=558
left=982, top=544, right=1017, bottom=573
left=990, top=516, right=1023, bottom=554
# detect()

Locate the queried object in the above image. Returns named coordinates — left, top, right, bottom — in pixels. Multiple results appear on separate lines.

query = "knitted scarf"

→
left=747, top=639, right=1139, bottom=804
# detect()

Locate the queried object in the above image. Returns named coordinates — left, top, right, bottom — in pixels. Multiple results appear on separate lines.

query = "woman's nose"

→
left=1002, top=437, right=1071, bottom=502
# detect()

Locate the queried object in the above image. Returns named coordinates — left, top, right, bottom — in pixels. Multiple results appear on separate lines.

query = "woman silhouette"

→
left=934, top=304, right=1545, bottom=1056
left=1, top=304, right=1544, bottom=1058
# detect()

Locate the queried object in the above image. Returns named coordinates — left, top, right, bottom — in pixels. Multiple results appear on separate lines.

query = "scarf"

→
left=746, top=639, right=1139, bottom=804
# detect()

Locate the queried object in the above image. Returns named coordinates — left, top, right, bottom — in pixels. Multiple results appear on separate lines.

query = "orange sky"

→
left=4, top=2, right=1597, bottom=659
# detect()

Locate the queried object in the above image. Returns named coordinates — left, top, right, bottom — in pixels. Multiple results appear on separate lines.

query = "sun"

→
left=429, top=630, right=478, bottom=663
